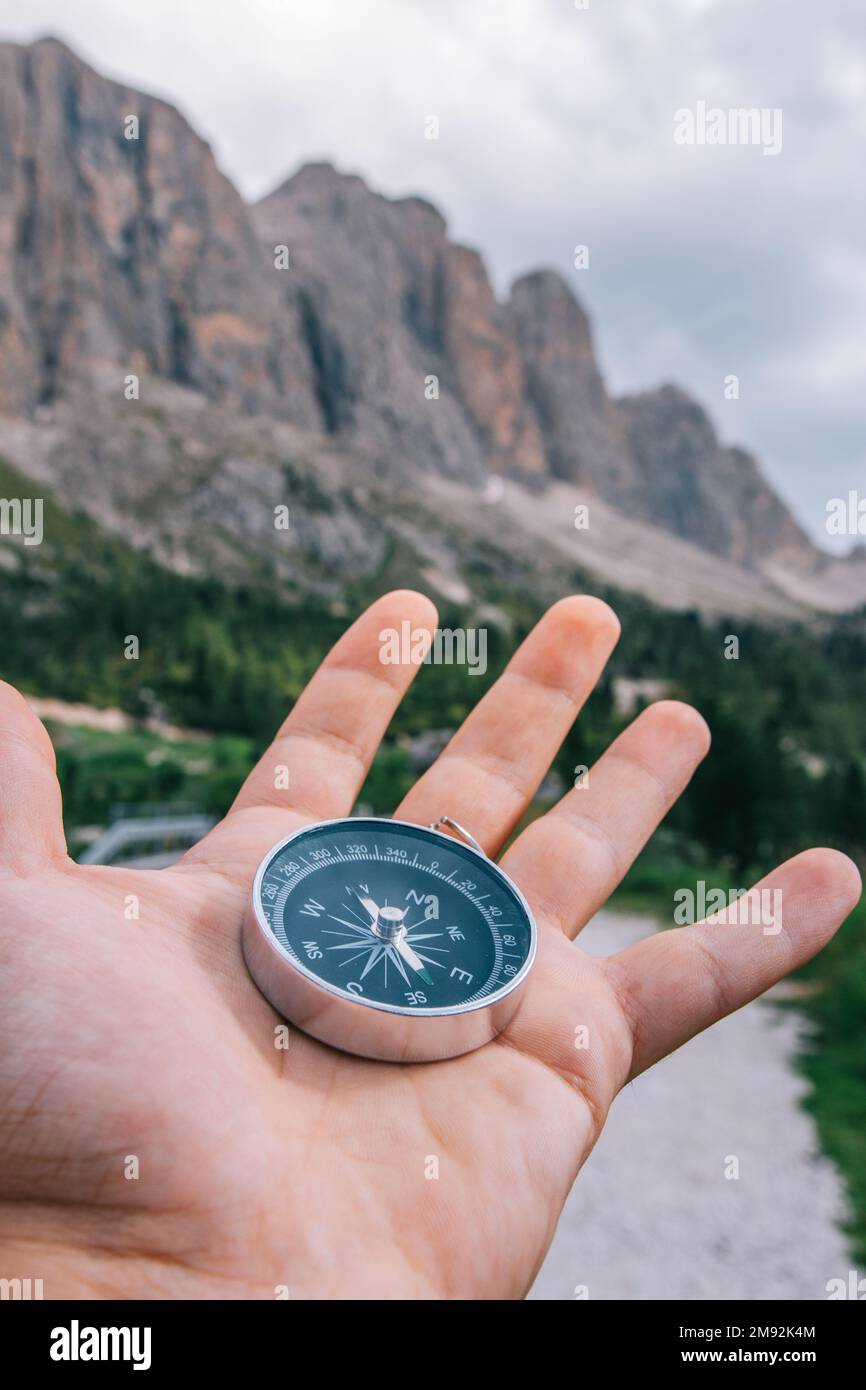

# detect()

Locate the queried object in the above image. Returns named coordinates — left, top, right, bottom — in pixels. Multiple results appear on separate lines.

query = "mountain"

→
left=252, top=165, right=815, bottom=569
left=1, top=35, right=864, bottom=620
left=0, top=35, right=319, bottom=424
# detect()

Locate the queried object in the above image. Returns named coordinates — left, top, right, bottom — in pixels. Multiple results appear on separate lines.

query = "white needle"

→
left=348, top=887, right=381, bottom=924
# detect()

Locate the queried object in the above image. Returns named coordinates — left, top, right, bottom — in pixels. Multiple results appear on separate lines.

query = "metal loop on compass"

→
left=428, top=816, right=486, bottom=858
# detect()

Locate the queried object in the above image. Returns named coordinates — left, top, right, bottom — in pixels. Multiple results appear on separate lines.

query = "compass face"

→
left=252, top=819, right=536, bottom=1016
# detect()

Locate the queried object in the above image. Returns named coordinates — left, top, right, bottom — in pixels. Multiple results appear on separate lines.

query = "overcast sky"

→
left=5, top=0, right=865, bottom=549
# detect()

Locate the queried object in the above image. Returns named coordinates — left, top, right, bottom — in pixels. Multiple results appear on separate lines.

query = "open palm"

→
left=0, top=591, right=859, bottom=1299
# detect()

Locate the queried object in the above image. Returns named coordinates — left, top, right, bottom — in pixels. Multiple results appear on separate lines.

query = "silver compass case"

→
left=242, top=817, right=538, bottom=1063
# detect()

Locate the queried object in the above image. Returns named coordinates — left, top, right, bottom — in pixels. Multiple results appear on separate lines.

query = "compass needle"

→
left=388, top=947, right=411, bottom=987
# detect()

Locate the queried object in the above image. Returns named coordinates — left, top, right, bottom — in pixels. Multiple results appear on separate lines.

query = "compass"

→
left=242, top=816, right=537, bottom=1062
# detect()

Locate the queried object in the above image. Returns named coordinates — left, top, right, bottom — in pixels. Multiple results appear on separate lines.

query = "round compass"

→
left=242, top=817, right=537, bottom=1062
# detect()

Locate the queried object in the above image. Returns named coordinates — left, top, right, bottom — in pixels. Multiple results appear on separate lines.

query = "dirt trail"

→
left=530, top=911, right=852, bottom=1301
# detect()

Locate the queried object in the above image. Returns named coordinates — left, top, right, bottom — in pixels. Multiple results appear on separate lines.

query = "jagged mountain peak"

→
left=509, top=269, right=598, bottom=360
left=260, top=158, right=450, bottom=237
left=6, top=32, right=193, bottom=129
left=11, top=33, right=79, bottom=59
left=511, top=265, right=584, bottom=299
left=264, top=159, right=367, bottom=200
left=619, top=383, right=720, bottom=450
left=0, top=33, right=846, bottom=598
left=18, top=33, right=70, bottom=52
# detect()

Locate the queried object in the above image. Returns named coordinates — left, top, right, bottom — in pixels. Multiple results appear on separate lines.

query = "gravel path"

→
left=529, top=911, right=852, bottom=1301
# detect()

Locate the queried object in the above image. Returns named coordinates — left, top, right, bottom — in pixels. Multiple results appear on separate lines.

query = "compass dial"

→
left=250, top=819, right=535, bottom=1027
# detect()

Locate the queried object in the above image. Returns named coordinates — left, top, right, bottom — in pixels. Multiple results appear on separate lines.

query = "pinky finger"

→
left=605, top=847, right=861, bottom=1081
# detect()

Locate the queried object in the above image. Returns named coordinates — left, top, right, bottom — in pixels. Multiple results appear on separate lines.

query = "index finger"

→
left=182, top=590, right=437, bottom=884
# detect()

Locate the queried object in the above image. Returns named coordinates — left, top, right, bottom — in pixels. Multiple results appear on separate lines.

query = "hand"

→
left=0, top=592, right=859, bottom=1299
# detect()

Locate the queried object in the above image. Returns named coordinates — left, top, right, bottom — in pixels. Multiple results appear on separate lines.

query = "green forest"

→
left=1, top=456, right=864, bottom=875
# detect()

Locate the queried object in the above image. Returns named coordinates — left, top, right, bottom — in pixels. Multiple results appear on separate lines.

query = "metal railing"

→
left=78, top=813, right=215, bottom=867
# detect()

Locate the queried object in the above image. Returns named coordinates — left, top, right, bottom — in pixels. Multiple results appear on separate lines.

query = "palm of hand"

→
left=0, top=593, right=859, bottom=1300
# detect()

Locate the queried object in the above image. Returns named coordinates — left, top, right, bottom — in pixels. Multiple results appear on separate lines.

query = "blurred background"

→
left=0, top=0, right=863, bottom=1297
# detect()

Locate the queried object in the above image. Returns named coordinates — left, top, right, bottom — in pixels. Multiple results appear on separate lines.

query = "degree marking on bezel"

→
left=252, top=817, right=537, bottom=1019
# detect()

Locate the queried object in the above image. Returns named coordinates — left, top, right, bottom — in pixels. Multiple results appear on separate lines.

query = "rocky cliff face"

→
left=254, top=162, right=549, bottom=482
left=0, top=36, right=319, bottom=423
left=255, top=166, right=817, bottom=563
left=618, top=386, right=810, bottom=568
left=256, top=163, right=486, bottom=480
left=0, top=35, right=823, bottom=576
left=507, top=269, right=637, bottom=496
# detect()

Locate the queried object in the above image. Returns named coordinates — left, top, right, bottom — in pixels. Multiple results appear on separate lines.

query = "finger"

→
left=0, top=681, right=66, bottom=875
left=501, top=700, right=711, bottom=938
left=183, top=590, right=437, bottom=881
left=395, top=596, right=620, bottom=853
left=606, top=847, right=862, bottom=1080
